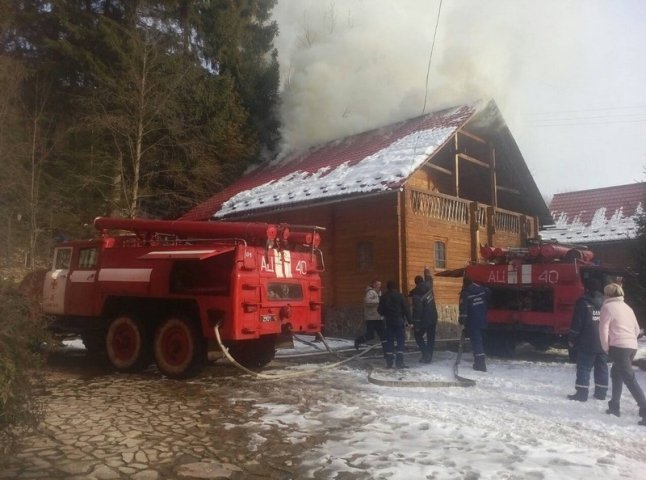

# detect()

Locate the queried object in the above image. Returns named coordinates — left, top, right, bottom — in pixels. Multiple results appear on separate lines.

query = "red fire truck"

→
left=41, top=217, right=324, bottom=377
left=462, top=242, right=625, bottom=356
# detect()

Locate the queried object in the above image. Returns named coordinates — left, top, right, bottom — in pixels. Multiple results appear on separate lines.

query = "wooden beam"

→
left=428, top=163, right=452, bottom=175
left=496, top=185, right=521, bottom=195
left=490, top=145, right=498, bottom=207
left=397, top=190, right=406, bottom=292
left=454, top=135, right=459, bottom=197
left=486, top=206, right=495, bottom=245
left=520, top=214, right=528, bottom=245
left=469, top=202, right=479, bottom=261
left=458, top=129, right=487, bottom=144
left=457, top=152, right=489, bottom=169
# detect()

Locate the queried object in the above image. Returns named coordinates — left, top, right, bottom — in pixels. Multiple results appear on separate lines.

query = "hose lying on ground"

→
left=214, top=324, right=379, bottom=380
left=215, top=325, right=475, bottom=387
left=366, top=330, right=475, bottom=388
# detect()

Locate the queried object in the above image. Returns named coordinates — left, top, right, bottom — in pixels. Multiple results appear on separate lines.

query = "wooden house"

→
left=182, top=100, right=551, bottom=335
left=541, top=183, right=645, bottom=269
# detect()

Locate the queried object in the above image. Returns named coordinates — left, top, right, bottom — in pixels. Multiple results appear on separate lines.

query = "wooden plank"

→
left=457, top=152, right=489, bottom=169
left=496, top=185, right=521, bottom=195
left=428, top=163, right=452, bottom=175
left=454, top=135, right=459, bottom=197
left=469, top=202, right=479, bottom=261
left=490, top=145, right=498, bottom=207
left=458, top=128, right=487, bottom=144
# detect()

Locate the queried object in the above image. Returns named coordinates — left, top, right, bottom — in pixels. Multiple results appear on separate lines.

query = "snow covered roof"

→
left=541, top=183, right=645, bottom=244
left=181, top=104, right=478, bottom=220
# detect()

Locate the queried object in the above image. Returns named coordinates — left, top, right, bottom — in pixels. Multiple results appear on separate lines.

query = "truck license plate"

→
left=261, top=314, right=275, bottom=323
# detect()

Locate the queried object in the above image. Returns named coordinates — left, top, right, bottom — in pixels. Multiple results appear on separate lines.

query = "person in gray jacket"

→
left=354, top=280, right=386, bottom=352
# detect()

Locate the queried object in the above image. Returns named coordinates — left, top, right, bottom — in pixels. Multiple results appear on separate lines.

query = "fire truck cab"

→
left=42, top=217, right=324, bottom=377
left=463, top=242, right=625, bottom=356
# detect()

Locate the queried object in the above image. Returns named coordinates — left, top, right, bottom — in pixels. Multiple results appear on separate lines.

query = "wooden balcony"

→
left=407, top=187, right=536, bottom=238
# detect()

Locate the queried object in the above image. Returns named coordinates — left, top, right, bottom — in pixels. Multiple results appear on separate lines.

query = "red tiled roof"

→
left=181, top=104, right=476, bottom=220
left=550, top=183, right=646, bottom=225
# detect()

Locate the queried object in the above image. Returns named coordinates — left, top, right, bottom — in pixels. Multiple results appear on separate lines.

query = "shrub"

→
left=0, top=282, right=50, bottom=454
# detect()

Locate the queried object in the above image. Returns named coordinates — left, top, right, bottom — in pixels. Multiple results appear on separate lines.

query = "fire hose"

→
left=215, top=325, right=476, bottom=387
left=214, top=324, right=379, bottom=380
left=366, top=329, right=475, bottom=388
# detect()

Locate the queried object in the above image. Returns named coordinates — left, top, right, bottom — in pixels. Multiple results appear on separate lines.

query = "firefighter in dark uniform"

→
left=459, top=276, right=489, bottom=372
left=408, top=268, right=438, bottom=363
left=378, top=280, right=411, bottom=369
left=567, top=278, right=608, bottom=401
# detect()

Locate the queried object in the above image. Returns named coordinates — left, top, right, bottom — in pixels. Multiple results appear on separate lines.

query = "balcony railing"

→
left=407, top=188, right=530, bottom=235
left=409, top=190, right=469, bottom=224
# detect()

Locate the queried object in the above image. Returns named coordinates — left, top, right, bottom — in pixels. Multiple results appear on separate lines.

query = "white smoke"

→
left=272, top=0, right=605, bottom=155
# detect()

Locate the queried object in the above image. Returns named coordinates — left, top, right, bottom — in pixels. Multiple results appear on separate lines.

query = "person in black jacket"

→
left=567, top=278, right=608, bottom=401
left=409, top=268, right=438, bottom=363
left=459, top=276, right=489, bottom=372
left=378, top=280, right=411, bottom=369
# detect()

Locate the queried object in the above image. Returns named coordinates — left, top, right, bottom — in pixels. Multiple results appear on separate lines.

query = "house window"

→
left=78, top=247, right=98, bottom=269
left=357, top=241, right=374, bottom=271
left=434, top=241, right=446, bottom=269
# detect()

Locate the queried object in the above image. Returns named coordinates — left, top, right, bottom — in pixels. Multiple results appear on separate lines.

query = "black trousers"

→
left=413, top=323, right=437, bottom=356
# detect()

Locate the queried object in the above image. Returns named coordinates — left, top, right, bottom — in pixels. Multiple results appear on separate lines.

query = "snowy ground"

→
left=61, top=336, right=646, bottom=479
left=268, top=337, right=646, bottom=479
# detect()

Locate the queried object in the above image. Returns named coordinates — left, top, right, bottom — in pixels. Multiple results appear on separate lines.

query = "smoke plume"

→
left=272, top=0, right=601, bottom=154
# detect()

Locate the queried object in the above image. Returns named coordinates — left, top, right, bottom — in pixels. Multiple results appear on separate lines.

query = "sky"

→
left=271, top=0, right=646, bottom=201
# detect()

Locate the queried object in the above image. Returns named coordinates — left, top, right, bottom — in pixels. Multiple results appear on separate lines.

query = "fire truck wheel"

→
left=105, top=315, right=153, bottom=372
left=227, top=335, right=277, bottom=369
left=154, top=316, right=204, bottom=378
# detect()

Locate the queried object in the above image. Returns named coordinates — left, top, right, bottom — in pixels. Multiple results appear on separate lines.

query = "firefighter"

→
left=408, top=268, right=438, bottom=363
left=567, top=278, right=608, bottom=402
left=599, top=282, right=646, bottom=425
left=378, top=280, right=411, bottom=369
left=459, top=275, right=489, bottom=372
left=354, top=280, right=386, bottom=352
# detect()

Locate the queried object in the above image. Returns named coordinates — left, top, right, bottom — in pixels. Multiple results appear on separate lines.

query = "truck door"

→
left=66, top=246, right=99, bottom=316
left=42, top=247, right=73, bottom=314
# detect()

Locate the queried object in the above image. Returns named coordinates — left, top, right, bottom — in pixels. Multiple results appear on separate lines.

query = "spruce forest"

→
left=0, top=0, right=280, bottom=274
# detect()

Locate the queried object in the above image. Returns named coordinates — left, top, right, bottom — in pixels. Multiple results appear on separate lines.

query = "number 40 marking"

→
left=538, top=270, right=559, bottom=284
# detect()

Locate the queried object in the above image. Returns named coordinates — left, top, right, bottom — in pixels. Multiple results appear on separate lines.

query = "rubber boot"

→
left=593, top=387, right=607, bottom=400
left=473, top=355, right=487, bottom=372
left=395, top=353, right=408, bottom=369
left=567, top=387, right=588, bottom=402
left=354, top=336, right=363, bottom=351
left=385, top=354, right=394, bottom=369
left=639, top=407, right=646, bottom=426
left=606, top=400, right=620, bottom=417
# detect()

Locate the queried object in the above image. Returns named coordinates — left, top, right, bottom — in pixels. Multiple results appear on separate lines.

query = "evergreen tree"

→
left=1, top=0, right=281, bottom=240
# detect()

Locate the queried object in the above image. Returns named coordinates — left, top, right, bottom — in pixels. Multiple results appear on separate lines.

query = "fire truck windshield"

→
left=267, top=283, right=303, bottom=301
